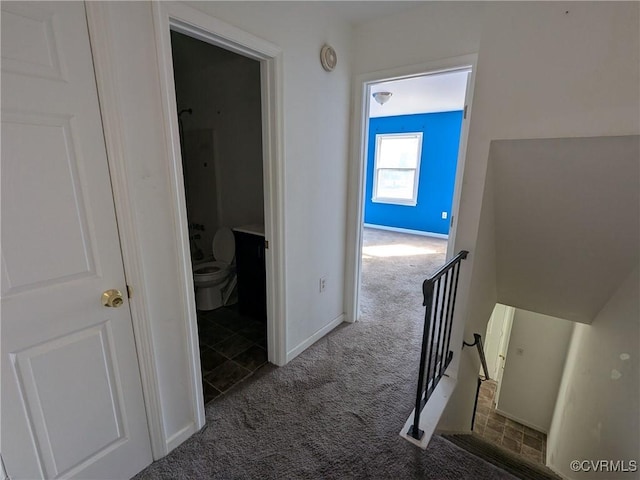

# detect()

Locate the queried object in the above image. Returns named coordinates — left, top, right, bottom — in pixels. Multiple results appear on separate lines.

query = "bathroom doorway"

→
left=170, top=31, right=269, bottom=404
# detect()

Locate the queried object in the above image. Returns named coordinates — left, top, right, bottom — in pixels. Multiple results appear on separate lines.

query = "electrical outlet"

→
left=319, top=277, right=326, bottom=293
left=441, top=211, right=448, bottom=219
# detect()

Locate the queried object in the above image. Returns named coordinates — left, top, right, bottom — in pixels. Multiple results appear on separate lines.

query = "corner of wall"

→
left=546, top=267, right=639, bottom=478
left=437, top=160, right=498, bottom=431
left=546, top=321, right=582, bottom=470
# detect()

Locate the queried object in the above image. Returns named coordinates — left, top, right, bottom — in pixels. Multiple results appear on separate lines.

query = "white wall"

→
left=181, top=128, right=219, bottom=255
left=172, top=34, right=220, bottom=254
left=354, top=1, right=640, bottom=433
left=491, top=136, right=639, bottom=325
left=441, top=157, right=498, bottom=430
left=171, top=31, right=264, bottom=255
left=497, top=309, right=574, bottom=433
left=353, top=2, right=486, bottom=76
left=547, top=268, right=639, bottom=479
left=185, top=2, right=353, bottom=355
left=447, top=1, right=639, bottom=433
left=353, top=2, right=487, bottom=433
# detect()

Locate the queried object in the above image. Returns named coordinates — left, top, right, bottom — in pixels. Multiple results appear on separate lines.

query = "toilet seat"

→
left=193, top=261, right=231, bottom=285
left=193, top=227, right=236, bottom=292
left=212, top=227, right=235, bottom=263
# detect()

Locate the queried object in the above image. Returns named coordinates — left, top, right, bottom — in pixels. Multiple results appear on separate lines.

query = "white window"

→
left=372, top=132, right=423, bottom=206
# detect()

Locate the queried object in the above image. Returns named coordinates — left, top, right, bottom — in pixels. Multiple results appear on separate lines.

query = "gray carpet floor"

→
left=135, top=228, right=516, bottom=479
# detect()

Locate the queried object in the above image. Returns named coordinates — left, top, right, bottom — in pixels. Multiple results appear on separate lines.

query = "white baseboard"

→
left=494, top=408, right=547, bottom=434
left=400, top=375, right=457, bottom=449
left=436, top=428, right=472, bottom=435
left=364, top=223, right=449, bottom=239
left=165, top=422, right=197, bottom=453
left=286, top=314, right=344, bottom=362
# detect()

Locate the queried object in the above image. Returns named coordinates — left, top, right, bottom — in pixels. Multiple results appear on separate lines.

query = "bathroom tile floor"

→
left=197, top=305, right=268, bottom=404
left=473, top=379, right=547, bottom=465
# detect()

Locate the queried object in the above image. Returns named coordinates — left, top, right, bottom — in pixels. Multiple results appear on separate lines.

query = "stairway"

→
left=442, top=433, right=562, bottom=480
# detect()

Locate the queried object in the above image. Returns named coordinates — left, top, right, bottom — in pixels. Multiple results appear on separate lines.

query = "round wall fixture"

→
left=320, top=44, right=337, bottom=72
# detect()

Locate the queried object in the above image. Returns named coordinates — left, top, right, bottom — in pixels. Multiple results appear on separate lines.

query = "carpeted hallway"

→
left=135, top=228, right=515, bottom=479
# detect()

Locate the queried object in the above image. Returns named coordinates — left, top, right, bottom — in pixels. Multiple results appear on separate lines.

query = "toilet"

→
left=193, top=227, right=237, bottom=311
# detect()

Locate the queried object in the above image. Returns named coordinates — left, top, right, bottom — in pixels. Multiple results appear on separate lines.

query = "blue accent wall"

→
left=364, top=111, right=463, bottom=235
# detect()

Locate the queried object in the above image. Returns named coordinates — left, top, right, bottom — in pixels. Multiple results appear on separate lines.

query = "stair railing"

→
left=408, top=250, right=469, bottom=440
left=463, top=333, right=490, bottom=430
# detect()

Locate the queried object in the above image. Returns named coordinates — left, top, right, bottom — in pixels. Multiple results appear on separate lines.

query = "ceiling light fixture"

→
left=372, top=91, right=393, bottom=105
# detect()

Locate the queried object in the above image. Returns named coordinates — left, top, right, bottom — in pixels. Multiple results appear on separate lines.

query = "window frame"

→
left=372, top=132, right=423, bottom=206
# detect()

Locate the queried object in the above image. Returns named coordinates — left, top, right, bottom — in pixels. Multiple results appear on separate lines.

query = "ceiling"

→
left=326, top=1, right=422, bottom=25
left=490, top=135, right=639, bottom=324
left=193, top=1, right=421, bottom=27
left=369, top=70, right=469, bottom=118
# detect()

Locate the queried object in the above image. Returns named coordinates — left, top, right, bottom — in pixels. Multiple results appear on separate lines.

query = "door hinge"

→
left=126, top=285, right=133, bottom=299
left=264, top=239, right=269, bottom=249
left=463, top=105, right=468, bottom=119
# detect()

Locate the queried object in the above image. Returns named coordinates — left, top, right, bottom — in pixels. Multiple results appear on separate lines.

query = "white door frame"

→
left=344, top=54, right=477, bottom=323
left=151, top=3, right=286, bottom=364
left=494, top=305, right=515, bottom=407
left=86, top=3, right=167, bottom=459
left=87, top=1, right=287, bottom=459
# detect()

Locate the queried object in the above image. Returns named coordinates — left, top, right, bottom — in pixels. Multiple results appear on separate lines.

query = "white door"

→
left=481, top=304, right=503, bottom=379
left=1, top=2, right=152, bottom=478
left=493, top=306, right=514, bottom=406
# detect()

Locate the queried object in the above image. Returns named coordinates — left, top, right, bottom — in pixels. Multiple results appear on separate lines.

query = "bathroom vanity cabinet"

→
left=233, top=226, right=267, bottom=321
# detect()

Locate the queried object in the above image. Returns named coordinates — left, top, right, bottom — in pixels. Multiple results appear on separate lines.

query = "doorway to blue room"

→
left=356, top=68, right=472, bottom=327
left=364, top=70, right=469, bottom=239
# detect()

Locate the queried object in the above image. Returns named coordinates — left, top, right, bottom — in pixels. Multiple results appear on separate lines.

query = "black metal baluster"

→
left=434, top=270, right=451, bottom=378
left=408, top=250, right=468, bottom=441
left=408, top=280, right=434, bottom=440
left=432, top=273, right=448, bottom=391
left=440, top=266, right=455, bottom=376
left=424, top=278, right=440, bottom=399
left=443, top=261, right=462, bottom=366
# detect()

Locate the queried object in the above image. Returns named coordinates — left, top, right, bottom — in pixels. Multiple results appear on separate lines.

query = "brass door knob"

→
left=102, top=289, right=124, bottom=308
